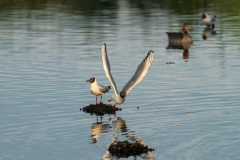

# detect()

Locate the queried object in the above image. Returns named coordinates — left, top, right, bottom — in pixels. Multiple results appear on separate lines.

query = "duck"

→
left=101, top=43, right=154, bottom=109
left=86, top=77, right=112, bottom=104
left=166, top=23, right=193, bottom=43
left=202, top=13, right=217, bottom=29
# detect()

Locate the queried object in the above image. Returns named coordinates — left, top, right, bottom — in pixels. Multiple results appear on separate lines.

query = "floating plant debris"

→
left=81, top=103, right=121, bottom=115
left=166, top=61, right=175, bottom=64
left=108, top=140, right=154, bottom=158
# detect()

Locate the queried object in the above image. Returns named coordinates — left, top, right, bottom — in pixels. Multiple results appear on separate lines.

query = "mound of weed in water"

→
left=81, top=103, right=121, bottom=115
left=108, top=140, right=154, bottom=158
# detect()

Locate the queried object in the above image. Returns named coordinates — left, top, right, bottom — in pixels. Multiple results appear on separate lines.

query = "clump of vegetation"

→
left=81, top=103, right=121, bottom=115
left=108, top=140, right=154, bottom=158
left=166, top=61, right=175, bottom=64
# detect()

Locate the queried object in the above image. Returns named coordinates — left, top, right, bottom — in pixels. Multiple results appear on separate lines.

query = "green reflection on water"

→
left=0, top=0, right=118, bottom=16
left=0, top=0, right=240, bottom=15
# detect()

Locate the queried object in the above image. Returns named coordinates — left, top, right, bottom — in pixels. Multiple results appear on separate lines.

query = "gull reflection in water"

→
left=202, top=28, right=217, bottom=40
left=102, top=117, right=156, bottom=160
left=91, top=121, right=112, bottom=143
left=167, top=42, right=192, bottom=59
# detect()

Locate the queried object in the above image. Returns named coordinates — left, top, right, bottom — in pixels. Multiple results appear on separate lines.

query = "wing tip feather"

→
left=145, top=50, right=154, bottom=62
left=102, top=43, right=107, bottom=52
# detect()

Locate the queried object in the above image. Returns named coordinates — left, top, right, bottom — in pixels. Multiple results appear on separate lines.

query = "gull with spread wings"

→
left=101, top=43, right=154, bottom=109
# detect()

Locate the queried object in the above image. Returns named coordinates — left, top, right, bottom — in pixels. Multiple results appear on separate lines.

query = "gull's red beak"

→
left=86, top=80, right=90, bottom=82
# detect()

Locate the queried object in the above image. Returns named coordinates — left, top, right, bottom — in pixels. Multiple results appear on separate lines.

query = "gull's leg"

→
left=111, top=104, right=116, bottom=110
left=96, top=96, right=98, bottom=105
left=212, top=24, right=215, bottom=29
left=111, top=104, right=117, bottom=117
left=100, top=95, right=102, bottom=103
left=108, top=98, right=113, bottom=102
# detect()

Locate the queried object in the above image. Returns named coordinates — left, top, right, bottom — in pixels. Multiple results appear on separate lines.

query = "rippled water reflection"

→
left=1, top=0, right=240, bottom=159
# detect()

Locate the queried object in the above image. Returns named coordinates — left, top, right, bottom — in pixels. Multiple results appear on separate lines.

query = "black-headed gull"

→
left=101, top=43, right=154, bottom=108
left=202, top=13, right=217, bottom=29
left=166, top=24, right=193, bottom=43
left=86, top=77, right=112, bottom=104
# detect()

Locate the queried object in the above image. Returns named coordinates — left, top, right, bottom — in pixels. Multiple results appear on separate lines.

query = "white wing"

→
left=122, top=50, right=154, bottom=95
left=101, top=43, right=119, bottom=96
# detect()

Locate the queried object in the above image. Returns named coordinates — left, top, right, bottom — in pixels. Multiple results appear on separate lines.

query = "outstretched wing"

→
left=101, top=43, right=119, bottom=96
left=122, top=50, right=154, bottom=95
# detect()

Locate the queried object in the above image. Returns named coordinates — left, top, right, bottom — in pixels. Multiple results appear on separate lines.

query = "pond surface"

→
left=0, top=0, right=240, bottom=159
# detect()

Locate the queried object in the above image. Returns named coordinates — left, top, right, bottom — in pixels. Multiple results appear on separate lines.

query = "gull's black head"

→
left=120, top=91, right=126, bottom=98
left=86, top=77, right=95, bottom=83
left=202, top=13, right=206, bottom=19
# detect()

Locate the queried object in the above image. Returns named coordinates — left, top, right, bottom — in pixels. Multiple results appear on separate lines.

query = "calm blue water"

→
left=0, top=0, right=240, bottom=159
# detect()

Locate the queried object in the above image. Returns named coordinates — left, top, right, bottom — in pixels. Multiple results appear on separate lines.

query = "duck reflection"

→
left=102, top=117, right=156, bottom=160
left=167, top=42, right=192, bottom=59
left=182, top=49, right=190, bottom=59
left=202, top=28, right=217, bottom=40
